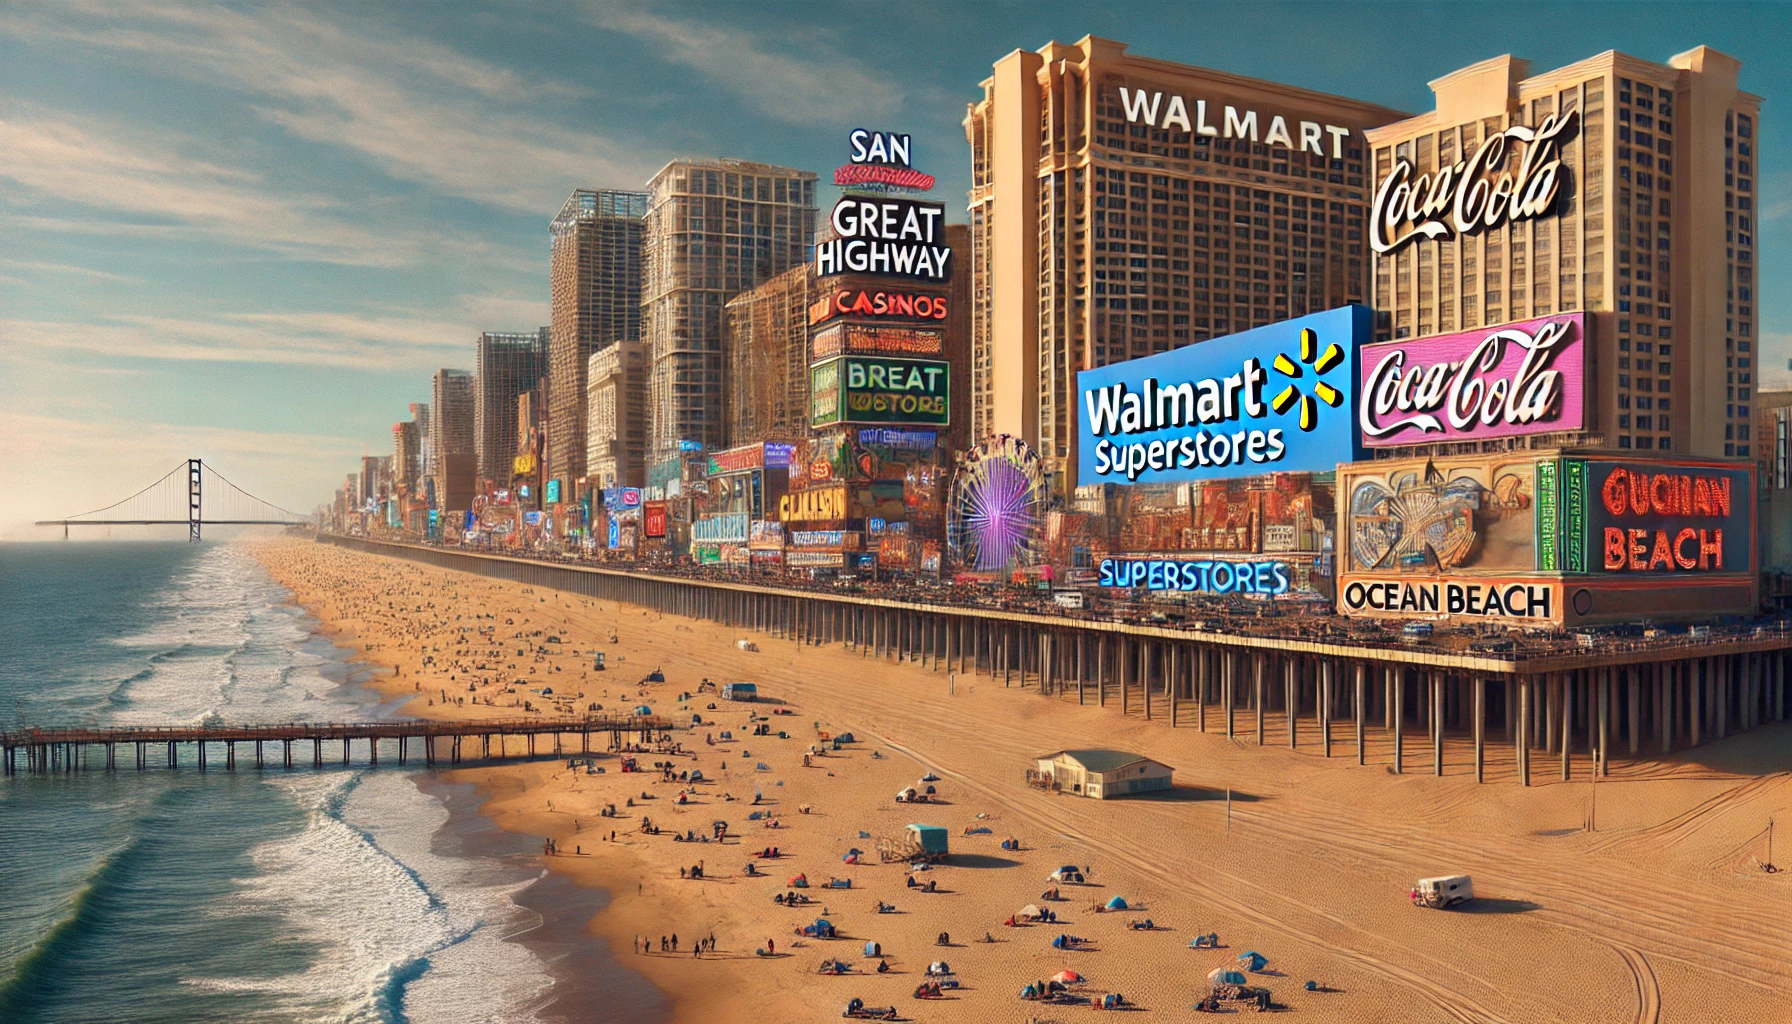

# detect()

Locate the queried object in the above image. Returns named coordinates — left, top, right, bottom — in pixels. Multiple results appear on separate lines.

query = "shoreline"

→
left=270, top=549, right=671, bottom=1024
left=252, top=537, right=1792, bottom=1024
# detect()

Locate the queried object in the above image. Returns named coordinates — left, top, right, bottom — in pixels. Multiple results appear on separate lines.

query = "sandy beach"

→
left=253, top=537, right=1792, bottom=1023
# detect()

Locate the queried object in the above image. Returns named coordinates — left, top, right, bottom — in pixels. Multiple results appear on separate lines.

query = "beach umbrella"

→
left=1208, top=968, right=1249, bottom=986
left=1051, top=970, right=1082, bottom=984
left=1238, top=950, right=1268, bottom=971
left=1019, top=904, right=1043, bottom=919
left=1105, top=896, right=1129, bottom=910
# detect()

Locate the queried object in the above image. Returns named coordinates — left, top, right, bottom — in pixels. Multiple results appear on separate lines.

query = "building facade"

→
left=547, top=189, right=648, bottom=501
left=429, top=368, right=475, bottom=510
left=965, top=36, right=1406, bottom=492
left=642, top=159, right=817, bottom=464
left=1365, top=48, right=1759, bottom=459
left=474, top=328, right=549, bottom=485
left=724, top=263, right=813, bottom=448
left=586, top=340, right=649, bottom=490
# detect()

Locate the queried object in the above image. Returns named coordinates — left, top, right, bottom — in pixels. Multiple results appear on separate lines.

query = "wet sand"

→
left=254, top=538, right=1792, bottom=1023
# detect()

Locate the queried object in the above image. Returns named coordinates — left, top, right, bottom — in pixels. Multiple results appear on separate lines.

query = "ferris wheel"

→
left=948, top=435, right=1047, bottom=572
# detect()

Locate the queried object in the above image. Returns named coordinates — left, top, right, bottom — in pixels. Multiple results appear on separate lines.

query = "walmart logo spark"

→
left=1269, top=327, right=1346, bottom=431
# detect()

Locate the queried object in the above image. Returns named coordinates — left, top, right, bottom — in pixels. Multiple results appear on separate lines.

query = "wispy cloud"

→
left=0, top=106, right=414, bottom=266
left=0, top=286, right=551, bottom=371
left=0, top=258, right=140, bottom=282
left=583, top=1, right=907, bottom=125
left=6, top=1, right=659, bottom=211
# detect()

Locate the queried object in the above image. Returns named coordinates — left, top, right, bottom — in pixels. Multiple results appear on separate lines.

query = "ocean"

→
left=0, top=541, right=661, bottom=1024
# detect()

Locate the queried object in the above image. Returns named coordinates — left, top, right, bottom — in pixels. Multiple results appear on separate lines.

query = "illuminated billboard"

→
left=808, top=287, right=949, bottom=327
left=1576, top=460, right=1752, bottom=575
left=812, top=323, right=944, bottom=360
left=1078, top=305, right=1369, bottom=485
left=811, top=355, right=950, bottom=427
left=815, top=197, right=950, bottom=282
left=1099, top=557, right=1292, bottom=596
left=1358, top=313, right=1588, bottom=447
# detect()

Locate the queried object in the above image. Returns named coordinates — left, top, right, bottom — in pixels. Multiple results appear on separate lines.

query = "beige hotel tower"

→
left=1366, top=47, right=1760, bottom=459
left=965, top=37, right=1406, bottom=492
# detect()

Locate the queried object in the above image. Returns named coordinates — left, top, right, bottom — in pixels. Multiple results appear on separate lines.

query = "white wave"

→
left=187, top=771, right=553, bottom=1024
left=107, top=545, right=351, bottom=726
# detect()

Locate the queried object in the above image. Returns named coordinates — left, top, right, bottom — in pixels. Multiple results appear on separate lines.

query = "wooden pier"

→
left=2, top=715, right=671, bottom=775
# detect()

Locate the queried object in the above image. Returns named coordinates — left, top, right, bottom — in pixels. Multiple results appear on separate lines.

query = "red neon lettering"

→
left=1604, top=528, right=1626, bottom=570
left=1701, top=529, right=1723, bottom=570
left=1602, top=468, right=1629, bottom=516
left=1648, top=529, right=1673, bottom=571
left=1673, top=528, right=1698, bottom=570
left=1628, top=529, right=1648, bottom=571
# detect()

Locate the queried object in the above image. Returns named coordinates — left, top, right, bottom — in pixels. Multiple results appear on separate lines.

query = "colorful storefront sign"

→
left=1340, top=575, right=1560, bottom=622
left=1079, top=305, right=1370, bottom=485
left=812, top=323, right=944, bottom=360
left=748, top=520, right=785, bottom=550
left=809, top=287, right=950, bottom=326
left=1358, top=313, right=1587, bottom=446
left=811, top=355, right=950, bottom=427
left=779, top=486, right=848, bottom=523
left=691, top=513, right=750, bottom=544
left=1581, top=461, right=1751, bottom=575
left=642, top=501, right=668, bottom=538
left=1098, top=557, right=1292, bottom=596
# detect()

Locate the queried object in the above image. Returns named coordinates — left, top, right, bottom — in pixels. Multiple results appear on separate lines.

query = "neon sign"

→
left=1099, top=558, right=1291, bottom=596
left=815, top=198, right=950, bottom=282
left=809, top=287, right=949, bottom=326
left=1589, top=463, right=1750, bottom=573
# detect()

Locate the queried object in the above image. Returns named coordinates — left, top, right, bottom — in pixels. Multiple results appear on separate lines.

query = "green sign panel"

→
left=1535, top=459, right=1559, bottom=571
left=1563, top=459, right=1588, bottom=573
left=810, top=355, right=950, bottom=427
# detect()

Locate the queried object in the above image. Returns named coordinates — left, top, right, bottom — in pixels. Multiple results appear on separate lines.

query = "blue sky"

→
left=2, top=0, right=1788, bottom=535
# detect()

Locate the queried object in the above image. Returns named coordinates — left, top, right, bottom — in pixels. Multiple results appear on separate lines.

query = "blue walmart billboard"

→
left=1078, top=305, right=1369, bottom=485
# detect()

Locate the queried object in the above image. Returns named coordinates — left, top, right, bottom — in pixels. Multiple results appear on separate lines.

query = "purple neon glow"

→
left=962, top=456, right=1037, bottom=570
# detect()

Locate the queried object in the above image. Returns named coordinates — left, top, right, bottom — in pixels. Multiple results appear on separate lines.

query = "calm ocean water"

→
left=0, top=541, right=600, bottom=1024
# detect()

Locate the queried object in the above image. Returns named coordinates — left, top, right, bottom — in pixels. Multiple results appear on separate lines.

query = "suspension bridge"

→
left=35, top=458, right=310, bottom=541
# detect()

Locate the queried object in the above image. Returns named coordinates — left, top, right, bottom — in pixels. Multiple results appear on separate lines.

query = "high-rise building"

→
left=475, top=328, right=550, bottom=484
left=548, top=189, right=648, bottom=501
left=586, top=340, right=650, bottom=490
left=724, top=263, right=813, bottom=447
left=1366, top=48, right=1759, bottom=459
left=965, top=36, right=1405, bottom=491
left=429, top=369, right=475, bottom=509
left=642, top=159, right=817, bottom=464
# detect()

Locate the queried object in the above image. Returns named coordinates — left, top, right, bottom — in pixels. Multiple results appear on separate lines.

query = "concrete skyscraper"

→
left=429, top=368, right=475, bottom=513
left=965, top=37, right=1404, bottom=492
left=642, top=158, right=816, bottom=465
left=1366, top=47, right=1760, bottom=459
left=474, top=328, right=550, bottom=484
left=547, top=189, right=648, bottom=503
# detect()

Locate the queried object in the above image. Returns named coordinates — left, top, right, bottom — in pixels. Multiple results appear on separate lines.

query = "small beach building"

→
left=1033, top=749, right=1173, bottom=799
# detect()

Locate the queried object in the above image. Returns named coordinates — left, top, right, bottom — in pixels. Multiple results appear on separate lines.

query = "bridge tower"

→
left=188, top=459, right=202, bottom=542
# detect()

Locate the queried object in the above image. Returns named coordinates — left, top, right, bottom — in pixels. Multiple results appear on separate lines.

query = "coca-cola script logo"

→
left=1370, top=111, right=1578, bottom=255
left=1358, top=314, right=1586, bottom=446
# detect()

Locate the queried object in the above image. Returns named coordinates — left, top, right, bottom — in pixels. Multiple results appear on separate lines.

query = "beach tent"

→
left=928, top=961, right=951, bottom=975
left=1208, top=968, right=1250, bottom=986
left=1105, top=896, right=1129, bottom=910
left=1018, top=904, right=1043, bottom=920
left=896, top=787, right=918, bottom=802
left=1050, top=934, right=1070, bottom=949
left=634, top=705, right=652, bottom=715
left=1020, top=984, right=1039, bottom=999
left=864, top=941, right=881, bottom=957
left=1238, top=951, right=1269, bottom=971
left=836, top=732, right=856, bottom=743
left=1051, top=970, right=1082, bottom=984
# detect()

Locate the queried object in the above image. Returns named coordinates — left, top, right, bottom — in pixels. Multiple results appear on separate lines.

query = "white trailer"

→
left=1412, top=875, right=1474, bottom=908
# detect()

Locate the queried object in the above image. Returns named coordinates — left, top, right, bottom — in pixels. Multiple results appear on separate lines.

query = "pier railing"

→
left=3, top=715, right=674, bottom=774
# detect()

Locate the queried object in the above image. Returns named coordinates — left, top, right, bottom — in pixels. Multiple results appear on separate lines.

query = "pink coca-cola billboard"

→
left=1358, top=312, right=1588, bottom=447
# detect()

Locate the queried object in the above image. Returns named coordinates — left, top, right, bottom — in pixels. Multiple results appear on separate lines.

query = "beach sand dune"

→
left=256, top=539, right=1792, bottom=1023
